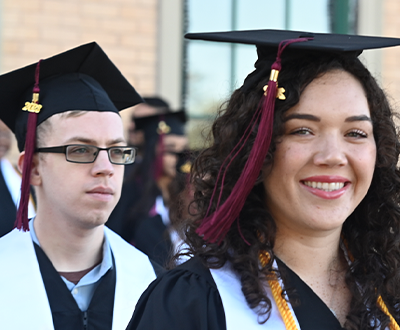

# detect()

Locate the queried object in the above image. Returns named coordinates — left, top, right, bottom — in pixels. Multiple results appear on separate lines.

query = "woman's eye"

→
left=346, top=130, right=367, bottom=138
left=291, top=127, right=312, bottom=135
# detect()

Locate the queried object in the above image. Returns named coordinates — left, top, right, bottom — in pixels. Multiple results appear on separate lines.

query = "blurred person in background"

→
left=106, top=97, right=170, bottom=238
left=134, top=149, right=198, bottom=267
left=0, top=119, right=35, bottom=237
left=127, top=109, right=188, bottom=266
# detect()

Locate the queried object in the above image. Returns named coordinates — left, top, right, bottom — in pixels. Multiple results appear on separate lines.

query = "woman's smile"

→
left=303, top=181, right=345, bottom=191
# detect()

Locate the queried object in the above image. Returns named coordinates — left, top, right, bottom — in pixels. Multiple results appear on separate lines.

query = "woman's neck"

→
left=274, top=227, right=343, bottom=277
left=273, top=226, right=351, bottom=326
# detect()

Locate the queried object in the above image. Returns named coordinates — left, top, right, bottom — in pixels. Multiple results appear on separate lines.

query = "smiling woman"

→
left=127, top=30, right=400, bottom=330
left=264, top=70, right=376, bottom=237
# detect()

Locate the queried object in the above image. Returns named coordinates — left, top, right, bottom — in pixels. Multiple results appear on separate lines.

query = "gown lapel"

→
left=277, top=259, right=345, bottom=330
left=0, top=229, right=54, bottom=329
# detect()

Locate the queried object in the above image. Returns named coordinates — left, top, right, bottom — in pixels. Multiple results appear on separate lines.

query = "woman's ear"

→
left=18, top=151, right=41, bottom=186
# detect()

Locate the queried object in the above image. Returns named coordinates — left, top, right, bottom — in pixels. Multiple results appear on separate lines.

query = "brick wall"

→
left=0, top=0, right=159, bottom=163
left=1, top=0, right=158, bottom=93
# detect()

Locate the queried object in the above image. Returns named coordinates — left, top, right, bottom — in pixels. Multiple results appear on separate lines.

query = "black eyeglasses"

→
left=35, top=144, right=136, bottom=165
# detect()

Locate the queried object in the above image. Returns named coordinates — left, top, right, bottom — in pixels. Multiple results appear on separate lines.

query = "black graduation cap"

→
left=0, top=41, right=143, bottom=151
left=185, top=29, right=400, bottom=52
left=135, top=110, right=187, bottom=142
left=184, top=29, right=400, bottom=244
left=186, top=29, right=400, bottom=94
left=135, top=109, right=187, bottom=181
left=0, top=41, right=143, bottom=231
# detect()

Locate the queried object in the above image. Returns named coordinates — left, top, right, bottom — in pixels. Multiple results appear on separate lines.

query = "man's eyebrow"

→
left=345, top=115, right=372, bottom=123
left=63, top=137, right=126, bottom=145
left=283, top=113, right=321, bottom=122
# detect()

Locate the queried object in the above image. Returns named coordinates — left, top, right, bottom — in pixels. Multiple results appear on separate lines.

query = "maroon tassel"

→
left=15, top=112, right=38, bottom=231
left=197, top=38, right=311, bottom=244
left=15, top=60, right=42, bottom=231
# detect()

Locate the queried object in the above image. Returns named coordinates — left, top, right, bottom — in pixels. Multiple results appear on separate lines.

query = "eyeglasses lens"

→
left=109, top=147, right=135, bottom=164
left=66, top=145, right=96, bottom=163
left=66, top=145, right=135, bottom=164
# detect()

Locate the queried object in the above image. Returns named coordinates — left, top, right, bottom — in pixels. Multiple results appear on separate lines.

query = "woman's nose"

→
left=313, top=134, right=348, bottom=167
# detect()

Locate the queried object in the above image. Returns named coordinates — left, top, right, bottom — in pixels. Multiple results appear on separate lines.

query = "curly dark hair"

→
left=183, top=50, right=400, bottom=329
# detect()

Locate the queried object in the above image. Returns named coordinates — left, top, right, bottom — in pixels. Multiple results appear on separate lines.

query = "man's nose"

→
left=91, top=149, right=114, bottom=176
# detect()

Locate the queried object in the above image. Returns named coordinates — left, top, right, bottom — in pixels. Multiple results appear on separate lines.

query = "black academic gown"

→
left=106, top=164, right=142, bottom=241
left=133, top=214, right=173, bottom=268
left=0, top=167, right=17, bottom=237
left=127, top=257, right=345, bottom=330
left=34, top=243, right=116, bottom=330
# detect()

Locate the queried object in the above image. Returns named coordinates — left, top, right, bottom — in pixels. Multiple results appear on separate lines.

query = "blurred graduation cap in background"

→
left=135, top=109, right=187, bottom=142
left=135, top=108, right=187, bottom=180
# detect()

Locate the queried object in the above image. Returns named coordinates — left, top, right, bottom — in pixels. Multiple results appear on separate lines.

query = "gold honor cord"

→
left=259, top=251, right=299, bottom=330
left=376, top=296, right=400, bottom=330
left=259, top=250, right=400, bottom=330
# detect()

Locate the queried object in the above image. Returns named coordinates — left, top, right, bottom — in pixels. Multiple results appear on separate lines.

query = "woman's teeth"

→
left=303, top=181, right=345, bottom=192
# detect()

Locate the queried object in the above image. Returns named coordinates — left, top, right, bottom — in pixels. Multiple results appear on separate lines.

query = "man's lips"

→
left=87, top=187, right=114, bottom=201
left=87, top=187, right=114, bottom=194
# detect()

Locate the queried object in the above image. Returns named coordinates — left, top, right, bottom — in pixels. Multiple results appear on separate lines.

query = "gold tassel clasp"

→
left=157, top=121, right=171, bottom=135
left=263, top=69, right=286, bottom=100
left=263, top=85, right=286, bottom=100
left=22, top=93, right=42, bottom=113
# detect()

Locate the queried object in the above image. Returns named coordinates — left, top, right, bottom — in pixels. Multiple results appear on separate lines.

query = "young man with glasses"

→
left=0, top=43, right=158, bottom=329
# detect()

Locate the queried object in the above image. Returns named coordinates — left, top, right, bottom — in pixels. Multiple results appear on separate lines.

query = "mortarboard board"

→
left=184, top=29, right=400, bottom=244
left=185, top=29, right=400, bottom=52
left=0, top=41, right=143, bottom=231
left=186, top=29, right=400, bottom=93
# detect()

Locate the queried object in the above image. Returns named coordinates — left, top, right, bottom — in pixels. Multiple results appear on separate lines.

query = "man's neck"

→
left=33, top=213, right=104, bottom=272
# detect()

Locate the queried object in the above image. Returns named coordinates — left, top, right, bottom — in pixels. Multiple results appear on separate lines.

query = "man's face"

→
left=34, top=111, right=125, bottom=230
